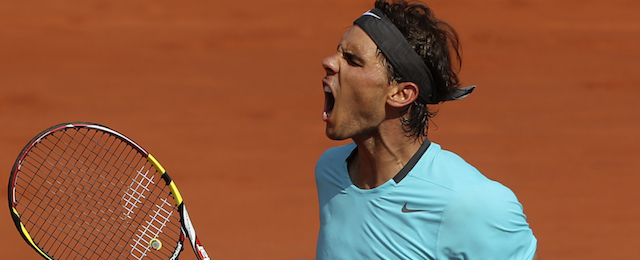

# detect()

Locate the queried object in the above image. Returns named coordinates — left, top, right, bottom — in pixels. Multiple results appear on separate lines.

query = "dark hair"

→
left=374, top=0, right=462, bottom=139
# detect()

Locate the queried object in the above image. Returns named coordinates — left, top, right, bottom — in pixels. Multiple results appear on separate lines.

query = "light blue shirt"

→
left=315, top=142, right=537, bottom=260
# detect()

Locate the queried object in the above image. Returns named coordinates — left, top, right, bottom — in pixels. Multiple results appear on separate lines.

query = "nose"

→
left=322, top=53, right=338, bottom=76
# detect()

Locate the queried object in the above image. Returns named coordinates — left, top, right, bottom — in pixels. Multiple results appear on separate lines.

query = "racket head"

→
left=8, top=122, right=185, bottom=260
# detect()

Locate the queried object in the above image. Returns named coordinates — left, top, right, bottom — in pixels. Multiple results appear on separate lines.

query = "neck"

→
left=348, top=124, right=425, bottom=189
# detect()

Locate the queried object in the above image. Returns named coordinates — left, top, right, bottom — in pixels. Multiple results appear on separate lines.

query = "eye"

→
left=343, top=52, right=362, bottom=67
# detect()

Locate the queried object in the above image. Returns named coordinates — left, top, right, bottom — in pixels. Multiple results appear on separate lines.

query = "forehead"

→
left=339, top=25, right=379, bottom=56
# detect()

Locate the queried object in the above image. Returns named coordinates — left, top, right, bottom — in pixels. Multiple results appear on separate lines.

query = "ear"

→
left=387, top=81, right=419, bottom=108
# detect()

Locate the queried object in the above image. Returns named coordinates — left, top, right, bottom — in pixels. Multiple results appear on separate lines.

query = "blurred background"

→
left=1, top=0, right=638, bottom=259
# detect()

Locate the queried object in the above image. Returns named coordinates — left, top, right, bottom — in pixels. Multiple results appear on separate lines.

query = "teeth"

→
left=324, top=85, right=332, bottom=93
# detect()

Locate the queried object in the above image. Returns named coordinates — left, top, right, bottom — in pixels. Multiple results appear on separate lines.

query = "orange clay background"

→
left=0, top=0, right=639, bottom=259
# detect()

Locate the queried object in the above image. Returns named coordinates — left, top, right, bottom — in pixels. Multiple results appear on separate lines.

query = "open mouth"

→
left=323, top=85, right=335, bottom=121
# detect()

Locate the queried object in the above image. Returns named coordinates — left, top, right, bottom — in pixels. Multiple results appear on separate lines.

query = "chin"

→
left=327, top=135, right=350, bottom=141
left=325, top=128, right=350, bottom=141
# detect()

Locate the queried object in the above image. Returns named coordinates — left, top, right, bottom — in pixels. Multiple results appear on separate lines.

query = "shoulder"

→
left=436, top=181, right=537, bottom=259
left=430, top=144, right=481, bottom=177
left=316, top=142, right=356, bottom=166
left=445, top=181, right=523, bottom=220
left=426, top=144, right=529, bottom=236
left=414, top=144, right=537, bottom=259
left=315, top=143, right=356, bottom=204
left=315, top=143, right=356, bottom=178
left=409, top=143, right=488, bottom=191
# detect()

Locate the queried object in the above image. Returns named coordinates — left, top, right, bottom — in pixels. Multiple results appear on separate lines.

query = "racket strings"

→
left=18, top=130, right=92, bottom=256
left=56, top=128, right=176, bottom=259
left=14, top=127, right=182, bottom=260
left=18, top=128, right=130, bottom=259
left=22, top=129, right=127, bottom=259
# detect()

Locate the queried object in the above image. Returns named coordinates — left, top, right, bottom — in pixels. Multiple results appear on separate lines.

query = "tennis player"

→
left=315, top=0, right=539, bottom=259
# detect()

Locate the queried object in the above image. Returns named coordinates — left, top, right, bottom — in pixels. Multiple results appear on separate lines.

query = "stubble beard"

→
left=325, top=114, right=383, bottom=141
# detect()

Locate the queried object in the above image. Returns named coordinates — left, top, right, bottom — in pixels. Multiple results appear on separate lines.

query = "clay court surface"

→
left=1, top=0, right=638, bottom=259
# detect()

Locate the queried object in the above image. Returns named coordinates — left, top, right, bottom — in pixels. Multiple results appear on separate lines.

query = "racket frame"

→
left=8, top=122, right=210, bottom=260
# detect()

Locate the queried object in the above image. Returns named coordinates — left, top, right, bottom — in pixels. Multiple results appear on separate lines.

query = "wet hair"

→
left=374, top=0, right=462, bottom=139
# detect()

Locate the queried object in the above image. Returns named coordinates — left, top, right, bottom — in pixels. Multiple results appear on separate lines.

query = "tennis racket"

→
left=8, top=122, right=210, bottom=260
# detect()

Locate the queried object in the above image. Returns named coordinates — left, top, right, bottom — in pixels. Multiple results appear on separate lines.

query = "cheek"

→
left=336, top=60, right=390, bottom=107
left=346, top=81, right=388, bottom=120
left=343, top=67, right=388, bottom=93
left=356, top=75, right=389, bottom=105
